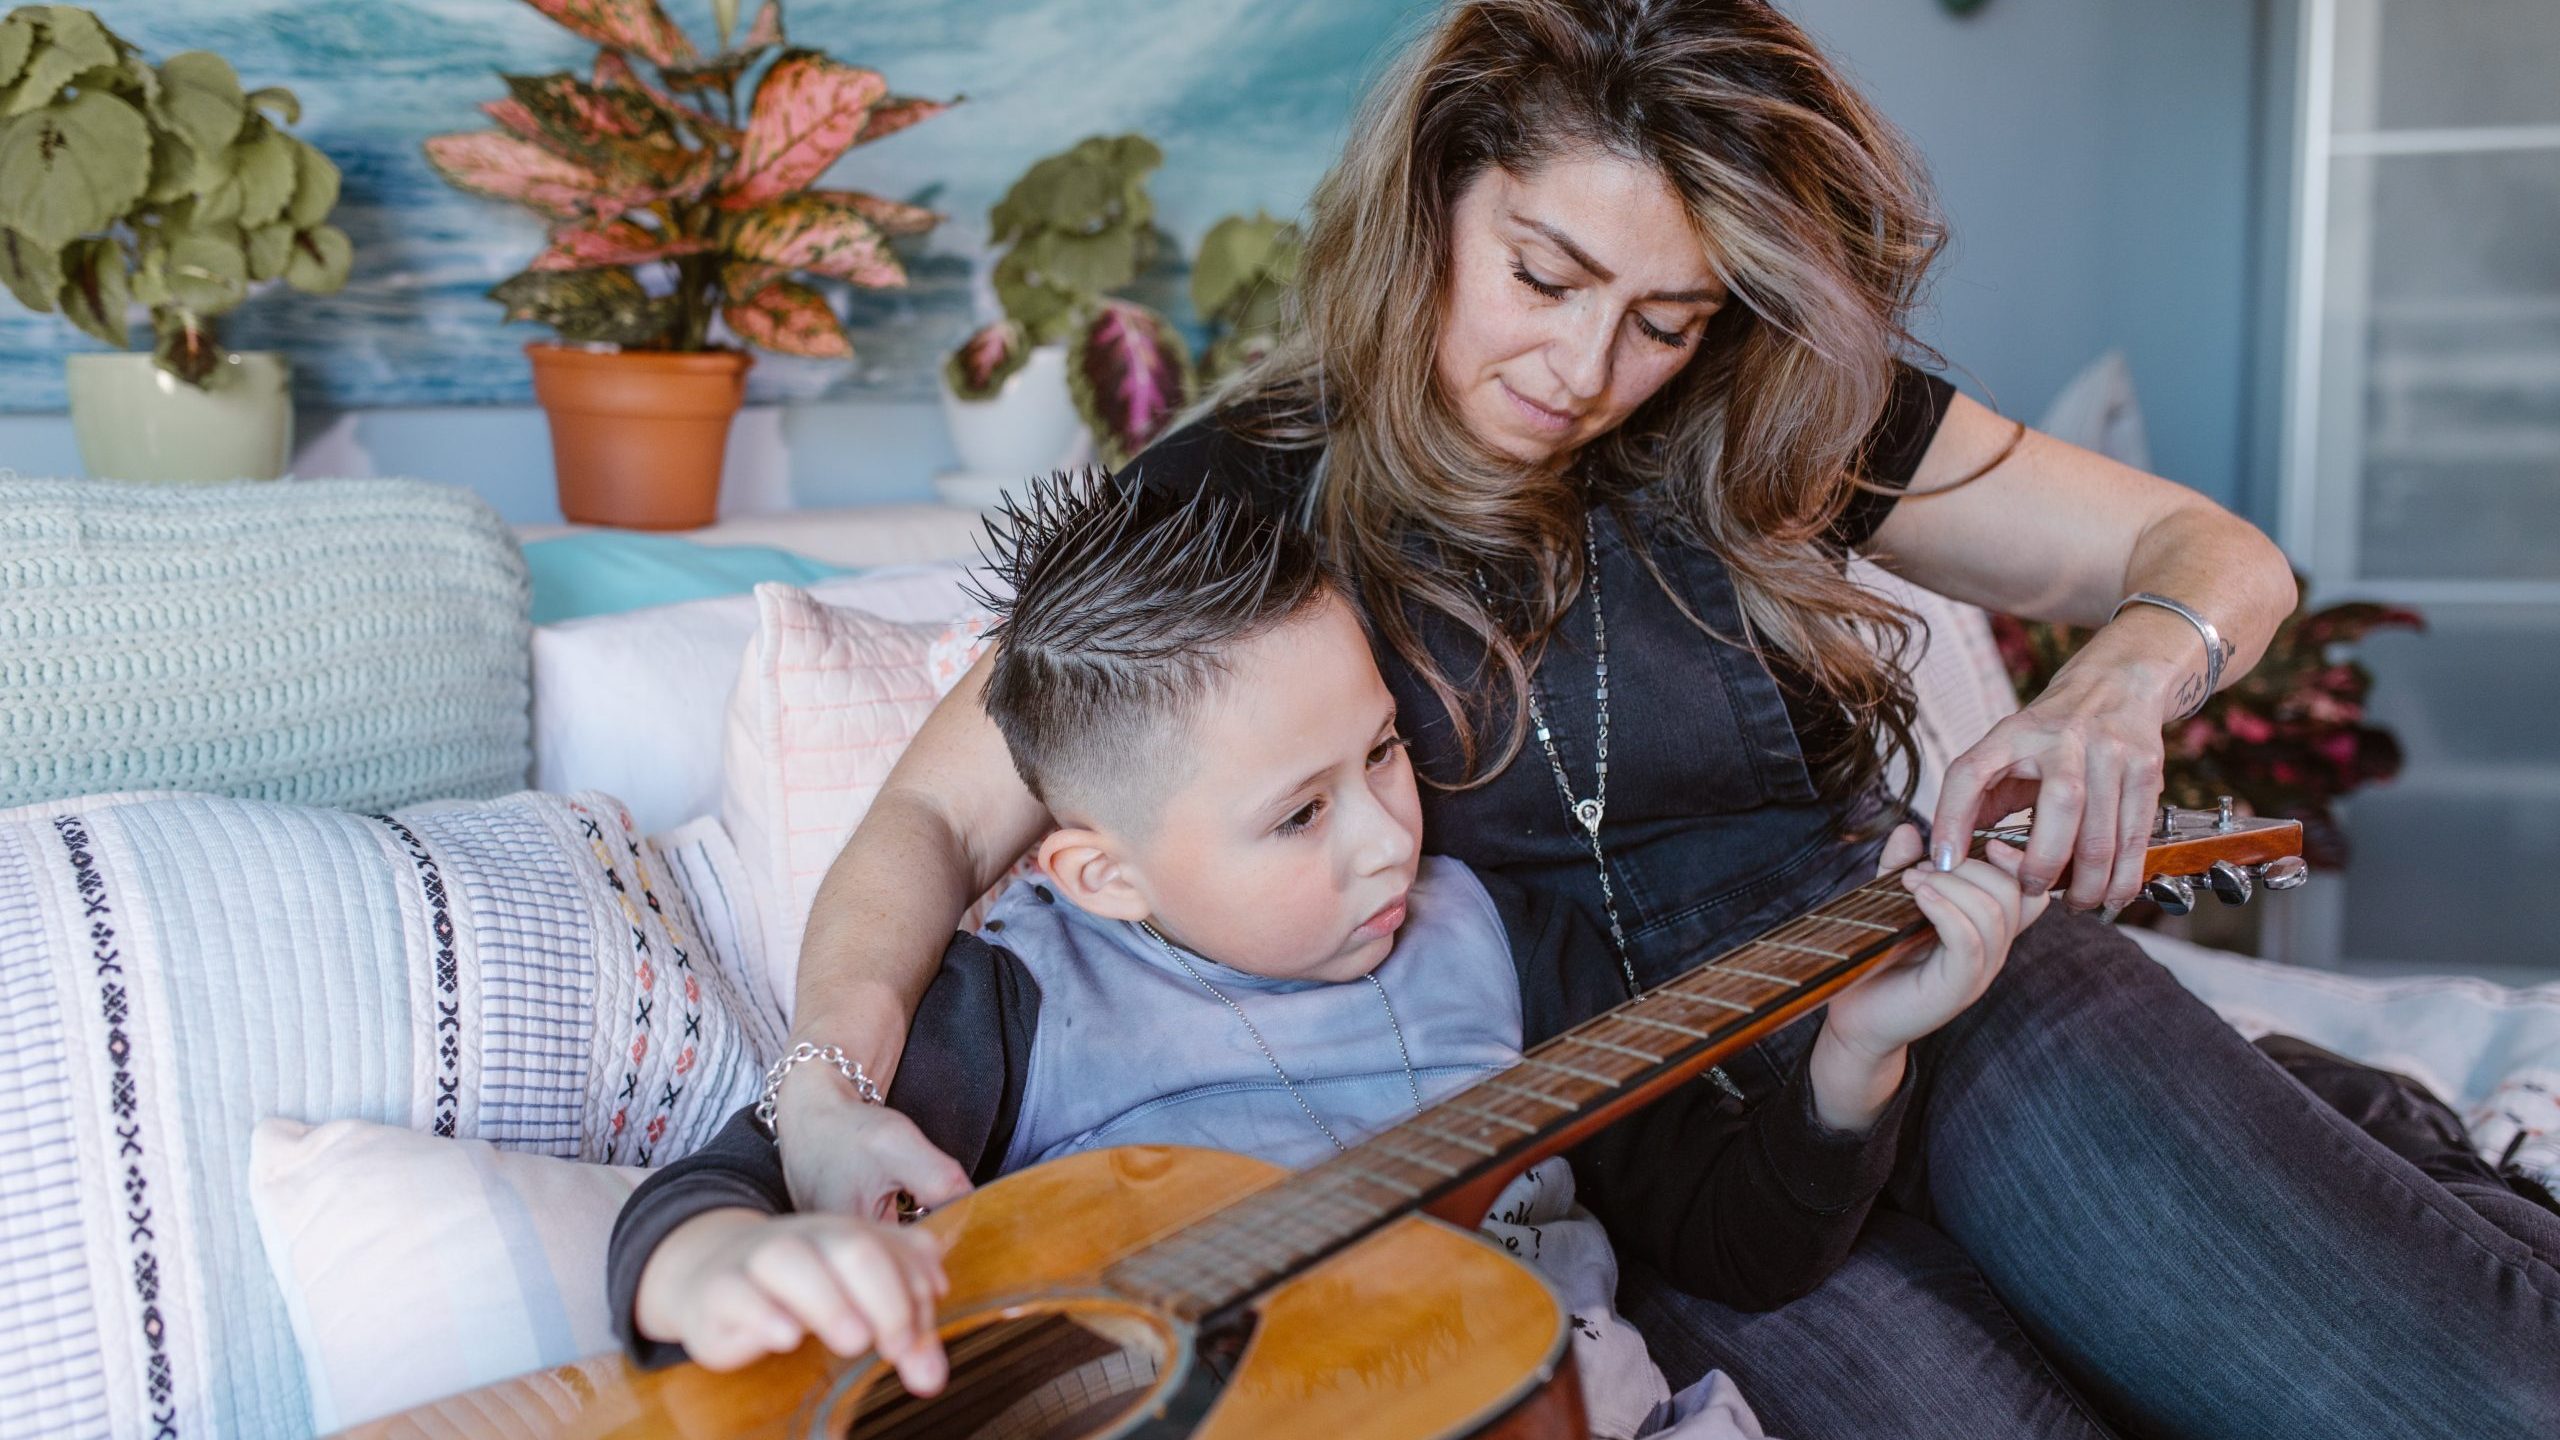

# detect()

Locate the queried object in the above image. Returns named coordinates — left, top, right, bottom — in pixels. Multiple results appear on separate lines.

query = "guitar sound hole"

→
left=824, top=1302, right=1179, bottom=1440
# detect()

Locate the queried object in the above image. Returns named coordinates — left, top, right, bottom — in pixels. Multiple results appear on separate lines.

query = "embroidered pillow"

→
left=0, top=788, right=769, bottom=1440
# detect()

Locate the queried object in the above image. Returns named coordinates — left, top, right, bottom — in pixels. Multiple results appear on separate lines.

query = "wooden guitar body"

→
left=341, top=1144, right=1582, bottom=1440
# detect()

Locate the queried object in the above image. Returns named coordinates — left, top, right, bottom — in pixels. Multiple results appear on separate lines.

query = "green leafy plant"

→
left=1992, top=578, right=2422, bottom=868
left=423, top=0, right=950, bottom=359
left=946, top=134, right=1302, bottom=468
left=1190, top=210, right=1299, bottom=384
left=0, top=5, right=350, bottom=386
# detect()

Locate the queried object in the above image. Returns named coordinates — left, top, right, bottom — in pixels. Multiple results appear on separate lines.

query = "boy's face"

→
left=1052, top=592, right=1424, bottom=983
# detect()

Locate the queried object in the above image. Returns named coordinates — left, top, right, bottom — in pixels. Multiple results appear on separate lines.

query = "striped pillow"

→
left=0, top=789, right=772, bottom=1439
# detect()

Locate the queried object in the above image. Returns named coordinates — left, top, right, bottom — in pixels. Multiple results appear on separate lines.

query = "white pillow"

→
left=248, top=1118, right=645, bottom=1432
left=532, top=565, right=983, bottom=836
left=0, top=787, right=768, bottom=1440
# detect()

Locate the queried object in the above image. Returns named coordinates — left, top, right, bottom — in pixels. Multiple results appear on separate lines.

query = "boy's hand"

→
left=1808, top=824, right=2050, bottom=1131
left=635, top=1208, right=952, bottom=1393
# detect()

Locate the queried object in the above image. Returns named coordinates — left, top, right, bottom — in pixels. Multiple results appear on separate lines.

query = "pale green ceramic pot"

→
left=65, top=351, right=294, bottom=482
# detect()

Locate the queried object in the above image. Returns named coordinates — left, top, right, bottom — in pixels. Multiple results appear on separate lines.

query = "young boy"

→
left=608, top=474, right=2042, bottom=1439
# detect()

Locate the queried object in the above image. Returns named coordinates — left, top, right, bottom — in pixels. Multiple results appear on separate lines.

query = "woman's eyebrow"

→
left=1511, top=213, right=1723, bottom=304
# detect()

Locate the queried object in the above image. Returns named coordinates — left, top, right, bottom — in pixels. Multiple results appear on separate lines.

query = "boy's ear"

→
left=1037, top=826, right=1150, bottom=922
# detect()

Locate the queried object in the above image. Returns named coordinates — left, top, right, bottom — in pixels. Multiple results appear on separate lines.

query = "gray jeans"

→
left=1620, top=909, right=2560, bottom=1439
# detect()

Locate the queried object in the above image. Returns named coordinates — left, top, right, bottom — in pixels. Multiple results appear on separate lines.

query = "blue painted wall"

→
left=0, top=1, right=2268, bottom=523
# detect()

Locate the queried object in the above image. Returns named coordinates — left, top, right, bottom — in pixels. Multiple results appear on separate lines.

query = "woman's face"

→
left=1435, top=151, right=1728, bottom=467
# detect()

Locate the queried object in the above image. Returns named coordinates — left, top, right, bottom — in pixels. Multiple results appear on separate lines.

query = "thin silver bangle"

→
left=753, top=1041, right=884, bottom=1138
left=2111, top=591, right=2224, bottom=720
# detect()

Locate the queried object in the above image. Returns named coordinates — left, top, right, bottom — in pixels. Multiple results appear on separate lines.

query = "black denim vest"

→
left=1386, top=500, right=1894, bottom=994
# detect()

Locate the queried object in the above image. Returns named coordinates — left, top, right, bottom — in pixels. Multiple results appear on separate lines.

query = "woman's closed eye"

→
left=1509, top=261, right=1691, bottom=351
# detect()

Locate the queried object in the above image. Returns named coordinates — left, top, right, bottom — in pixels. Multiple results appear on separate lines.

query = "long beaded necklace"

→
left=1488, top=518, right=1744, bottom=1098
left=1134, top=919, right=1424, bottom=1154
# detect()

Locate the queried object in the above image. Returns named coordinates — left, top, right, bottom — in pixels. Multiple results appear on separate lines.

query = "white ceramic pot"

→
left=936, top=342, right=1090, bottom=506
left=66, top=350, right=294, bottom=482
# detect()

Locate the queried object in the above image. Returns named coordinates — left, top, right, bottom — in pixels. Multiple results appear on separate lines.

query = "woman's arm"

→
left=1863, top=391, right=2299, bottom=912
left=772, top=649, right=1055, bottom=1215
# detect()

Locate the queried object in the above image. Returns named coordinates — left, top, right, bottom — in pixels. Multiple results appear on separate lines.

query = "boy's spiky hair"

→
left=972, top=468, right=1335, bottom=826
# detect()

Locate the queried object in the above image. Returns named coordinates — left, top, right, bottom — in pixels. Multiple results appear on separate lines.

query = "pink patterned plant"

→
left=422, top=0, right=949, bottom=358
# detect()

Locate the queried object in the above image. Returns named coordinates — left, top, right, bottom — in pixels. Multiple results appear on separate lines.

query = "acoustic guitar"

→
left=345, top=805, right=2303, bottom=1440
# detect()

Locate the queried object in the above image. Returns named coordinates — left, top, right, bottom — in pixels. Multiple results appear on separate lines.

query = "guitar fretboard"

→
left=1101, top=873, right=1929, bottom=1319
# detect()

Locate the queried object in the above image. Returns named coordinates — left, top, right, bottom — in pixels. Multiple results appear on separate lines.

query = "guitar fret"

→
left=1442, top=1097, right=1542, bottom=1133
left=1615, top=1011, right=1711, bottom=1041
left=1753, top=937, right=1848, bottom=962
left=1710, top=960, right=1802, bottom=987
left=1407, top=1118, right=1499, bottom=1157
left=1656, top=988, right=1755, bottom=1016
left=1332, top=1160, right=1425, bottom=1199
left=1568, top=1035, right=1665, bottom=1064
left=1483, top=1076, right=1578, bottom=1111
left=1526, top=1055, right=1621, bottom=1087
left=1818, top=914, right=1898, bottom=934
left=1374, top=1139, right=1463, bottom=1178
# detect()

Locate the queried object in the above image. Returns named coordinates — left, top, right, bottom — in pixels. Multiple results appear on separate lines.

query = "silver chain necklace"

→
left=1135, top=919, right=1423, bottom=1154
left=1483, top=523, right=1638, bottom=997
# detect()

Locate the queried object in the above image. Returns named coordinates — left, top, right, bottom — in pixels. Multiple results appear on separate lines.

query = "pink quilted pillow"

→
left=722, top=585, right=949, bottom=1011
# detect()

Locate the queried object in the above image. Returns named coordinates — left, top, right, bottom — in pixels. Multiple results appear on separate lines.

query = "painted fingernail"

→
left=1932, top=842, right=1956, bottom=872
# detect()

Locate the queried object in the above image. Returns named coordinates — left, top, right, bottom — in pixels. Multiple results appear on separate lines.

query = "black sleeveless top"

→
left=1121, top=365, right=1956, bottom=988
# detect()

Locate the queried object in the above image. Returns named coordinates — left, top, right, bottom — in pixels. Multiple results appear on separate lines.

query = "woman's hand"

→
left=1808, top=824, right=2048, bottom=1131
left=1926, top=607, right=2195, bottom=914
left=635, top=1208, right=951, bottom=1391
left=773, top=1066, right=975, bottom=1220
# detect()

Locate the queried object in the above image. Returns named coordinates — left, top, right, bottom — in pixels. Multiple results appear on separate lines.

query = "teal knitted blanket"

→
left=0, top=477, right=533, bottom=810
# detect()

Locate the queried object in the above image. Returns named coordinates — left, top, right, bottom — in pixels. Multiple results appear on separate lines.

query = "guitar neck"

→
left=1104, top=873, right=1929, bottom=1321
left=1103, top=812, right=2304, bottom=1323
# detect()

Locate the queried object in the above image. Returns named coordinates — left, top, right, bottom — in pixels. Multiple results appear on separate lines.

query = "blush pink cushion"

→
left=722, top=585, right=951, bottom=1013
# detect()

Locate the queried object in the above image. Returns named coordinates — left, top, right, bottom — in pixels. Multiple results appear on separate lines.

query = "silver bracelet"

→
left=753, top=1041, right=884, bottom=1138
left=2110, top=591, right=2224, bottom=720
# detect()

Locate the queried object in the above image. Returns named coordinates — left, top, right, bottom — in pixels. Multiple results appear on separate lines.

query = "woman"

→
left=766, top=2, right=2560, bottom=1434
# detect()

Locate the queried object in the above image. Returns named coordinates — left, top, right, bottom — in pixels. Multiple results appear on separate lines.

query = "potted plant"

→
left=425, top=0, right=949, bottom=529
left=0, top=5, right=350, bottom=482
left=940, top=134, right=1303, bottom=501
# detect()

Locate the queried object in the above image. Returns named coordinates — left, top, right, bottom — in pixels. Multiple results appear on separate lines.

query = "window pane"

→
left=2371, top=0, right=2560, bottom=131
left=2334, top=149, right=2560, bottom=582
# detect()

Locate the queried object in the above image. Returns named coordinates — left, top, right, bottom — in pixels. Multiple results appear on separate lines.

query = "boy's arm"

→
left=607, top=932, right=1041, bottom=1367
left=1476, top=865, right=1915, bottom=1311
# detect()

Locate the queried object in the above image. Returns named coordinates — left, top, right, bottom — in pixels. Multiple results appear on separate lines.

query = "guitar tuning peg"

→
left=2206, top=859, right=2254, bottom=906
left=2144, top=873, right=2197, bottom=916
left=2253, top=856, right=2309, bottom=892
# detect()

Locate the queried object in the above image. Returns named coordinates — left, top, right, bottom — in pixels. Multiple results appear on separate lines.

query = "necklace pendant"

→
left=1573, top=797, right=1604, bottom=834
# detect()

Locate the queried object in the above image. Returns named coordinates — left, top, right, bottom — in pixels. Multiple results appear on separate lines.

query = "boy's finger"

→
left=699, top=1284, right=804, bottom=1371
left=747, top=1238, right=871, bottom=1356
left=825, top=1236, right=932, bottom=1367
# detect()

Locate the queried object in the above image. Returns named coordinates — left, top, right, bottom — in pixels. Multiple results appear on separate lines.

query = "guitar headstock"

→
left=1975, top=796, right=2306, bottom=915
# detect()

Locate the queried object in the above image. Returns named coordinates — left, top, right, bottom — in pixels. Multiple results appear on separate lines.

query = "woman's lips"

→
left=1353, top=894, right=1410, bottom=941
left=1499, top=379, right=1578, bottom=433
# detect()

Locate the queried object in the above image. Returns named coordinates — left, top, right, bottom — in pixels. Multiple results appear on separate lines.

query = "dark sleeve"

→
left=1474, top=864, right=1916, bottom=1311
left=1828, top=362, right=1958, bottom=551
left=606, top=933, right=1041, bottom=1369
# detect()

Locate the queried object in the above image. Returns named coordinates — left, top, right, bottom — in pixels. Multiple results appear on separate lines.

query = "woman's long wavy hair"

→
left=1219, top=0, right=1981, bottom=813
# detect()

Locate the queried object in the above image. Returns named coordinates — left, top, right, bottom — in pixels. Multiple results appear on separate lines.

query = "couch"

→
left=2, top=479, right=2551, bottom=1438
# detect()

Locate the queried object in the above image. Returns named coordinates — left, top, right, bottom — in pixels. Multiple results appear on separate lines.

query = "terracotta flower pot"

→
left=525, top=343, right=752, bottom=530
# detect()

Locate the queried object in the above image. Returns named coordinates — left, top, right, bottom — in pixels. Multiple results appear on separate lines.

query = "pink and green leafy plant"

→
left=945, top=136, right=1300, bottom=468
left=423, top=0, right=949, bottom=359
left=1992, top=577, right=2422, bottom=868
